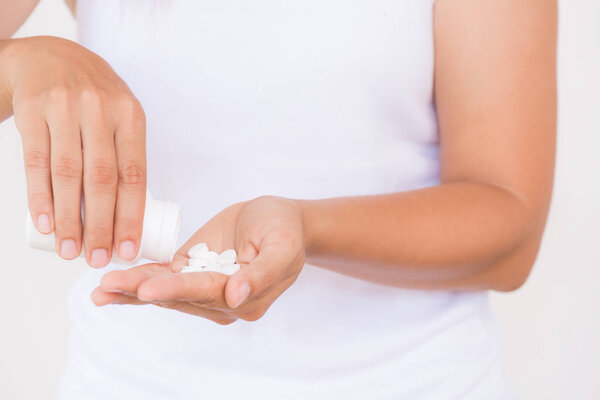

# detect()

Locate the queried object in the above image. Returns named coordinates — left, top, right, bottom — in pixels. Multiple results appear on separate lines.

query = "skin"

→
left=0, top=0, right=38, bottom=39
left=0, top=36, right=147, bottom=267
left=3, top=0, right=557, bottom=326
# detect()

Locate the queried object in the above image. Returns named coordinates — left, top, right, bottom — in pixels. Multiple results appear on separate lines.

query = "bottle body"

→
left=25, top=191, right=181, bottom=265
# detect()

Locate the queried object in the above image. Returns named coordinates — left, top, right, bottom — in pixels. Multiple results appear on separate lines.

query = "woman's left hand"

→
left=92, top=196, right=306, bottom=325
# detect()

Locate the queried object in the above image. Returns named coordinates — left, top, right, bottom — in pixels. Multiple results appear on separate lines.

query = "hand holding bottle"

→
left=0, top=36, right=147, bottom=267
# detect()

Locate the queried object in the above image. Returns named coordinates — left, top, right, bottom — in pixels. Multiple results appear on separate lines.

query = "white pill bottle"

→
left=25, top=191, right=181, bottom=265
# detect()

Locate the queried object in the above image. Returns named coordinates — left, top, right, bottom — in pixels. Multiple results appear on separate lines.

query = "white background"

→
left=0, top=1, right=598, bottom=399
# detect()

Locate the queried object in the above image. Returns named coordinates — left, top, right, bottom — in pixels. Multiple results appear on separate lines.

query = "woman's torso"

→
left=59, top=1, right=514, bottom=399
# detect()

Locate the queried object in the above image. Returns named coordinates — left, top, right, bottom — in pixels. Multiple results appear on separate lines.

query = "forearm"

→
left=297, top=182, right=547, bottom=292
left=0, top=0, right=40, bottom=122
left=0, top=39, right=14, bottom=122
left=0, top=0, right=39, bottom=38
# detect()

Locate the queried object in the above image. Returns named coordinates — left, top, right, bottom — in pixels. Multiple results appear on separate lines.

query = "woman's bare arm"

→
left=0, top=0, right=39, bottom=120
left=298, top=0, right=557, bottom=292
left=0, top=0, right=39, bottom=38
left=0, top=41, right=12, bottom=121
left=93, top=0, right=557, bottom=322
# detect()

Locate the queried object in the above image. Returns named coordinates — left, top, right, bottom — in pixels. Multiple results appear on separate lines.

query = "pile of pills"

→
left=180, top=243, right=241, bottom=276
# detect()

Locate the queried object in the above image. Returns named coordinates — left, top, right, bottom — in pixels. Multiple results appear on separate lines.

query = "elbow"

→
left=492, top=270, right=530, bottom=293
left=487, top=187, right=551, bottom=293
left=487, top=234, right=545, bottom=293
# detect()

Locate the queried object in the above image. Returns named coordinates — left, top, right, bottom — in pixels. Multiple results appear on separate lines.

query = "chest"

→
left=76, top=0, right=437, bottom=157
left=77, top=1, right=435, bottom=104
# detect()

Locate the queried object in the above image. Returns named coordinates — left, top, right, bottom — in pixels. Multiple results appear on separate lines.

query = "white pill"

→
left=188, top=243, right=209, bottom=258
left=200, top=265, right=224, bottom=274
left=207, top=251, right=219, bottom=262
left=217, top=249, right=237, bottom=265
left=180, top=266, right=206, bottom=274
left=219, top=263, right=240, bottom=275
left=188, top=258, right=209, bottom=267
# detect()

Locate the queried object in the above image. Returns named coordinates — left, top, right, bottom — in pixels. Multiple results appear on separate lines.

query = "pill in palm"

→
left=220, top=263, right=240, bottom=275
left=180, top=243, right=240, bottom=276
left=218, top=268, right=238, bottom=276
left=188, top=258, right=209, bottom=267
left=180, top=266, right=205, bottom=273
left=217, top=249, right=237, bottom=265
left=180, top=264, right=237, bottom=275
left=188, top=243, right=209, bottom=258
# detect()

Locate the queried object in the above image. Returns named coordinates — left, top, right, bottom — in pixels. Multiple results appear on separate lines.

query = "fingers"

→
left=236, top=241, right=259, bottom=265
left=225, top=241, right=300, bottom=310
left=48, top=102, right=83, bottom=260
left=136, top=271, right=230, bottom=309
left=229, top=274, right=298, bottom=321
left=19, top=116, right=54, bottom=234
left=80, top=96, right=118, bottom=268
left=100, top=263, right=170, bottom=295
left=113, top=96, right=146, bottom=261
left=168, top=253, right=191, bottom=273
left=91, top=286, right=147, bottom=306
left=91, top=286, right=237, bottom=325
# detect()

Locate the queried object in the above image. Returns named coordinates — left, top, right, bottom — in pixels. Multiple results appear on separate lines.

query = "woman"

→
left=0, top=0, right=556, bottom=398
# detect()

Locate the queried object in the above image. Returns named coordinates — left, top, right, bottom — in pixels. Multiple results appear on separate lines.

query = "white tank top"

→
left=59, top=1, right=515, bottom=399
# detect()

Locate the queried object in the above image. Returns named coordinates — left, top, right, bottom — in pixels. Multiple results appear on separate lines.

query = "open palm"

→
left=92, top=196, right=306, bottom=325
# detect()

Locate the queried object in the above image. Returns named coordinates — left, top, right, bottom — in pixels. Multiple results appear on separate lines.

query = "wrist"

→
left=295, top=199, right=320, bottom=258
left=0, top=39, right=18, bottom=121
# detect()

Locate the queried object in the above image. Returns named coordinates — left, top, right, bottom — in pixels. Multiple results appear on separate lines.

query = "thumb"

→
left=225, top=242, right=287, bottom=309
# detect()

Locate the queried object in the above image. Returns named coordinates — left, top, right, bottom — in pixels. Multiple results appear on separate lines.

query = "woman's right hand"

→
left=1, top=36, right=147, bottom=267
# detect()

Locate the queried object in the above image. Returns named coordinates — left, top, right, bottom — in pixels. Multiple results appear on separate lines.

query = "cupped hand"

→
left=92, top=196, right=306, bottom=325
left=4, top=36, right=146, bottom=267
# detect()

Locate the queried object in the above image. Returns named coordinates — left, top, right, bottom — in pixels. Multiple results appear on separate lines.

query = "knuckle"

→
left=114, top=215, right=140, bottom=229
left=85, top=225, right=113, bottom=242
left=79, top=87, right=106, bottom=109
left=118, top=95, right=146, bottom=124
left=88, top=162, right=117, bottom=188
left=24, top=151, right=50, bottom=172
left=28, top=190, right=52, bottom=204
left=55, top=215, right=81, bottom=231
left=48, top=86, right=72, bottom=107
left=53, top=157, right=81, bottom=181
left=118, top=162, right=146, bottom=188
left=117, top=94, right=139, bottom=113
left=114, top=217, right=142, bottom=237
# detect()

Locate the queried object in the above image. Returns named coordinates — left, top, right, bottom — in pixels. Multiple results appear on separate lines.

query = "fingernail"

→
left=37, top=213, right=51, bottom=233
left=233, top=282, right=251, bottom=309
left=60, top=239, right=78, bottom=259
left=119, top=240, right=137, bottom=261
left=90, top=248, right=109, bottom=267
